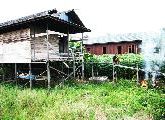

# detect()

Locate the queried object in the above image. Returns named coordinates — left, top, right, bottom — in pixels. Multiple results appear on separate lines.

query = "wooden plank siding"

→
left=0, top=27, right=69, bottom=63
left=85, top=42, right=141, bottom=55
left=0, top=28, right=31, bottom=63
left=31, top=34, right=60, bottom=61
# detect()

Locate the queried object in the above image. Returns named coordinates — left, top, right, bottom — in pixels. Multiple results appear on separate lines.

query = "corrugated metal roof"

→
left=84, top=32, right=160, bottom=45
left=0, top=9, right=91, bottom=34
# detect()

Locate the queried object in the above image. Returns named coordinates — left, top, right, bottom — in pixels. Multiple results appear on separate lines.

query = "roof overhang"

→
left=0, top=9, right=91, bottom=34
left=84, top=40, right=142, bottom=45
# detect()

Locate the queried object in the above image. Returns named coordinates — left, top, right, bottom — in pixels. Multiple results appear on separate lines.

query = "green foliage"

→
left=0, top=80, right=164, bottom=120
left=69, top=41, right=81, bottom=52
left=0, top=67, right=3, bottom=75
left=0, top=64, right=15, bottom=80
left=160, top=61, right=165, bottom=73
left=84, top=53, right=144, bottom=79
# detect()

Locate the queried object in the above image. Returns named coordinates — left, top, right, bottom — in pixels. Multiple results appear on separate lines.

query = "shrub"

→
left=84, top=53, right=144, bottom=79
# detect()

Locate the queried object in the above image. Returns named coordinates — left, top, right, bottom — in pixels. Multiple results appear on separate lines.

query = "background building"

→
left=84, top=33, right=142, bottom=55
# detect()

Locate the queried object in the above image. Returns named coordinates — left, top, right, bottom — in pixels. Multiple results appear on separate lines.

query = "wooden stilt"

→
left=46, top=24, right=51, bottom=89
left=29, top=63, right=32, bottom=89
left=47, top=61, right=50, bottom=89
left=15, top=63, right=17, bottom=85
left=67, top=31, right=70, bottom=57
left=73, top=49, right=76, bottom=78
left=2, top=63, right=4, bottom=81
left=81, top=33, right=84, bottom=80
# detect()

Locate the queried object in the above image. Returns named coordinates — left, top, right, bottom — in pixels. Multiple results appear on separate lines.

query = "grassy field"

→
left=0, top=80, right=164, bottom=120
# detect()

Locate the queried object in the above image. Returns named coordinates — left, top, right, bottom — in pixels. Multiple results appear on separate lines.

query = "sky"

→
left=0, top=0, right=165, bottom=37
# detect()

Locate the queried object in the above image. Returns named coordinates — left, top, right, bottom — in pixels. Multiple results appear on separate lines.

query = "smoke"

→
left=141, top=29, right=165, bottom=86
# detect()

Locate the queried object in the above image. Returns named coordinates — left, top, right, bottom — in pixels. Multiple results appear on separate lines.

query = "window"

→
left=87, top=48, right=90, bottom=52
left=117, top=46, right=122, bottom=54
left=103, top=47, right=106, bottom=54
left=128, top=45, right=135, bottom=53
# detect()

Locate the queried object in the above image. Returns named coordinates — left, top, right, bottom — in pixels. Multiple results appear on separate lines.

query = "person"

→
left=113, top=54, right=119, bottom=64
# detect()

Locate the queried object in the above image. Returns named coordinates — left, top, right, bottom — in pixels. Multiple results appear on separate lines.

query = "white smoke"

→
left=141, top=29, right=165, bottom=86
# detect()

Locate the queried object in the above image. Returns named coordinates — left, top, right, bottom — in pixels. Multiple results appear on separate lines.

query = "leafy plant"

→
left=84, top=53, right=144, bottom=79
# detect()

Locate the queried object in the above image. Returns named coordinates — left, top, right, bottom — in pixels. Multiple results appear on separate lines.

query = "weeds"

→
left=0, top=80, right=164, bottom=120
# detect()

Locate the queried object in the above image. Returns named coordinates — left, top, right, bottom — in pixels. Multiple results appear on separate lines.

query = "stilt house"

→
left=0, top=9, right=90, bottom=88
left=0, top=9, right=90, bottom=63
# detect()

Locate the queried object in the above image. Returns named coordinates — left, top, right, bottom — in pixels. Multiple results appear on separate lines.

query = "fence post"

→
left=136, top=64, right=139, bottom=84
left=113, top=63, right=115, bottom=83
left=92, top=61, right=94, bottom=79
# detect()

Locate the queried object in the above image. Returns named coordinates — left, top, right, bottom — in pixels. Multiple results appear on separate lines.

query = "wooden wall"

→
left=31, top=34, right=60, bottom=61
left=0, top=26, right=68, bottom=63
left=85, top=42, right=141, bottom=55
left=0, top=28, right=31, bottom=63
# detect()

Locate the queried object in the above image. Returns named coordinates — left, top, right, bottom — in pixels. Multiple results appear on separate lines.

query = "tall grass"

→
left=0, top=80, right=164, bottom=120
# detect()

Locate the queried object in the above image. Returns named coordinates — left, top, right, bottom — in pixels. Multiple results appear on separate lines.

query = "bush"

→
left=84, top=53, right=144, bottom=79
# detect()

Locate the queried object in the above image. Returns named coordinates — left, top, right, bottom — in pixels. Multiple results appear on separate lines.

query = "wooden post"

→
left=33, top=26, right=36, bottom=60
left=1, top=63, right=4, bottom=81
left=136, top=46, right=139, bottom=84
left=136, top=64, right=139, bottom=84
left=81, top=33, right=84, bottom=80
left=47, top=61, right=50, bottom=89
left=112, top=63, right=115, bottom=83
left=73, top=49, right=76, bottom=78
left=67, top=31, right=70, bottom=57
left=62, top=62, right=64, bottom=74
left=29, top=63, right=32, bottom=89
left=15, top=63, right=17, bottom=85
left=92, top=62, right=94, bottom=79
left=46, top=24, right=51, bottom=89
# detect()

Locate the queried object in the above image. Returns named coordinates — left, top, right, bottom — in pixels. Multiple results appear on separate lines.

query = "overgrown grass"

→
left=0, top=80, right=164, bottom=120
